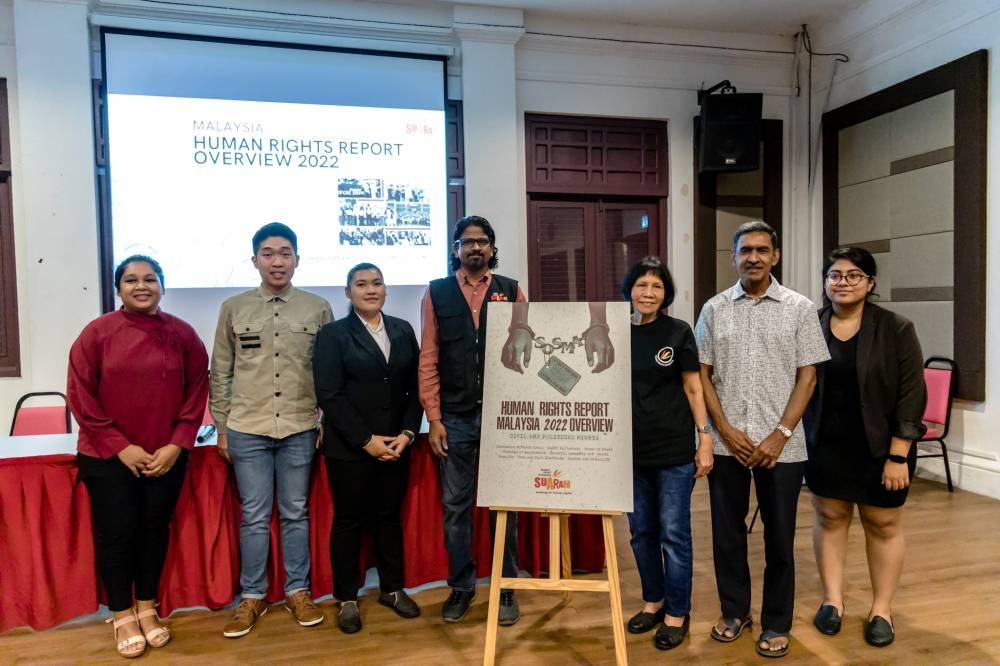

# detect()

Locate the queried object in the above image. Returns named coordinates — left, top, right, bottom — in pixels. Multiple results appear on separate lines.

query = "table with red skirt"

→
left=0, top=436, right=606, bottom=632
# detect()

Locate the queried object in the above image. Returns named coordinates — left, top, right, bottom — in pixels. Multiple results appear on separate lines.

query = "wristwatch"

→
left=887, top=453, right=907, bottom=464
left=401, top=429, right=415, bottom=444
left=696, top=424, right=711, bottom=434
left=775, top=423, right=793, bottom=439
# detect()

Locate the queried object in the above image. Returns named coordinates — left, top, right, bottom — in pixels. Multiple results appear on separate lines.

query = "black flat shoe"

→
left=813, top=604, right=842, bottom=635
left=864, top=615, right=894, bottom=647
left=337, top=601, right=361, bottom=634
left=653, top=615, right=689, bottom=651
left=627, top=607, right=666, bottom=634
left=379, top=590, right=421, bottom=619
left=441, top=589, right=475, bottom=623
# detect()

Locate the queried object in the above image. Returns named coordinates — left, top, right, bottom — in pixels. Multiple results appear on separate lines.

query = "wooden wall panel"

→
left=0, top=79, right=20, bottom=376
left=822, top=50, right=987, bottom=400
left=526, top=115, right=667, bottom=196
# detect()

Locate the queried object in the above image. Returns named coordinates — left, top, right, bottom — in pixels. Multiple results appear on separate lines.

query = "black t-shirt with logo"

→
left=630, top=314, right=700, bottom=467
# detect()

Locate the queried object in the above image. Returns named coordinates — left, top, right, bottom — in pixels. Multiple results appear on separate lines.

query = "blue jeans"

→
left=227, top=428, right=316, bottom=598
left=627, top=463, right=695, bottom=617
left=439, top=410, right=518, bottom=591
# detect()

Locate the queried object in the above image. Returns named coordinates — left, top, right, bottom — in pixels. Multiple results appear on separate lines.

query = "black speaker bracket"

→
left=697, top=80, right=737, bottom=105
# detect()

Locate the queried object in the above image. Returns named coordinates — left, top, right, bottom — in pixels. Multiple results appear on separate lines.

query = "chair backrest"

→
left=922, top=357, right=957, bottom=434
left=10, top=392, right=72, bottom=436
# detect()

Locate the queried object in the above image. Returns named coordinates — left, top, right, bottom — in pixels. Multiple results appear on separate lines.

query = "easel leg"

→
left=560, top=514, right=572, bottom=602
left=547, top=514, right=561, bottom=581
left=602, top=514, right=628, bottom=666
left=483, top=510, right=507, bottom=666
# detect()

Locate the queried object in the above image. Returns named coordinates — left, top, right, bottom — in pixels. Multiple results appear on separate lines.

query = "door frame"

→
left=692, top=118, right=783, bottom=314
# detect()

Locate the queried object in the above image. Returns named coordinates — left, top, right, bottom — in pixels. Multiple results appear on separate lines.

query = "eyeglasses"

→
left=454, top=237, right=491, bottom=249
left=826, top=270, right=870, bottom=286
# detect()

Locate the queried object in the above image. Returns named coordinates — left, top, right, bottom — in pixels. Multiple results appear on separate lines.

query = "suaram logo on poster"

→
left=534, top=469, right=572, bottom=491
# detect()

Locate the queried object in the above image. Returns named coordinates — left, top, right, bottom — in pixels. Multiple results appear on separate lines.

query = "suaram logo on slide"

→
left=534, top=469, right=572, bottom=491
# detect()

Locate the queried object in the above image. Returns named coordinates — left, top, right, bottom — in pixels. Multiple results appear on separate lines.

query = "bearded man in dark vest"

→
left=418, top=215, right=529, bottom=626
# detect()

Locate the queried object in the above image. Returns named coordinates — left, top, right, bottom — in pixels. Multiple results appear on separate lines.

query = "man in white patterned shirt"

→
left=695, top=221, right=829, bottom=659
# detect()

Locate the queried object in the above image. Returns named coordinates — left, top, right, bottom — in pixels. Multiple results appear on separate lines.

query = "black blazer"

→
left=313, top=312, right=423, bottom=461
left=804, top=302, right=927, bottom=457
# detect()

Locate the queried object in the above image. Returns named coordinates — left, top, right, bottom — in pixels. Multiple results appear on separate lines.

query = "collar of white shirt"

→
left=731, top=275, right=783, bottom=302
left=356, top=311, right=390, bottom=361
left=357, top=310, right=385, bottom=333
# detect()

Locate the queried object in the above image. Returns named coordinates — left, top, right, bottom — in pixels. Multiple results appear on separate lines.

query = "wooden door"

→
left=528, top=199, right=658, bottom=302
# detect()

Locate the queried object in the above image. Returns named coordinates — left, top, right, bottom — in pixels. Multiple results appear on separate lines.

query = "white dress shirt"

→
left=358, top=311, right=390, bottom=361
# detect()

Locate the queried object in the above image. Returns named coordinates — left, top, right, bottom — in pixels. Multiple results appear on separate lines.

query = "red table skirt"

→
left=0, top=438, right=606, bottom=632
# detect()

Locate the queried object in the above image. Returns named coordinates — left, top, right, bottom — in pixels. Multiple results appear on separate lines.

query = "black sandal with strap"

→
left=710, top=616, right=752, bottom=643
left=756, top=629, right=790, bottom=658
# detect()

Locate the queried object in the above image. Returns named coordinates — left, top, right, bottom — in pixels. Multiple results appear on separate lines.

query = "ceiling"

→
left=452, top=0, right=868, bottom=36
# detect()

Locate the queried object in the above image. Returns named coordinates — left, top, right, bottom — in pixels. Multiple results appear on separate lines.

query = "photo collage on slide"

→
left=337, top=178, right=432, bottom=247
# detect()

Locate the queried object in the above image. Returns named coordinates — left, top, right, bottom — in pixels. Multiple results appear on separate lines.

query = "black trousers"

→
left=708, top=455, right=804, bottom=633
left=77, top=450, right=190, bottom=612
left=325, top=456, right=409, bottom=601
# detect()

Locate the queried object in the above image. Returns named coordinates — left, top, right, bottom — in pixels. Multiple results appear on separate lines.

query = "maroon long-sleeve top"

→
left=67, top=309, right=209, bottom=459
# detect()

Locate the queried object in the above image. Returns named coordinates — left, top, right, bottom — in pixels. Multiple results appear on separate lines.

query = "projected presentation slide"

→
left=103, top=31, right=449, bottom=289
left=108, top=95, right=446, bottom=288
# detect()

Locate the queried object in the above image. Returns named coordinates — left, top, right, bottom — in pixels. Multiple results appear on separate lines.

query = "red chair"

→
left=915, top=357, right=957, bottom=492
left=9, top=391, right=73, bottom=436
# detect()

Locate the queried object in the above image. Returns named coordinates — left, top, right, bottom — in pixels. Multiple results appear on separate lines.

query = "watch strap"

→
left=775, top=423, right=792, bottom=438
left=887, top=453, right=908, bottom=464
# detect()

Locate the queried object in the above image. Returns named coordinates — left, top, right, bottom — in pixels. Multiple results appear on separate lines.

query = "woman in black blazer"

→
left=313, top=262, right=423, bottom=634
left=803, top=247, right=927, bottom=648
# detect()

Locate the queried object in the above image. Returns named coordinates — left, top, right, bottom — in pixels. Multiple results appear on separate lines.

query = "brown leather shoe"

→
left=285, top=591, right=325, bottom=627
left=223, top=598, right=268, bottom=638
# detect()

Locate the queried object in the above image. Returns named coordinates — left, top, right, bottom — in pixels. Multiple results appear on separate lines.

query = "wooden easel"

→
left=482, top=508, right=628, bottom=666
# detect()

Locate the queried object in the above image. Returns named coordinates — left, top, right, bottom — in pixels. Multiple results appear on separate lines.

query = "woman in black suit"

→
left=313, top=262, right=423, bottom=634
left=803, top=247, right=927, bottom=648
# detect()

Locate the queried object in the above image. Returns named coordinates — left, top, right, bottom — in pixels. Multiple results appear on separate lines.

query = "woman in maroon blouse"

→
left=67, top=255, right=208, bottom=658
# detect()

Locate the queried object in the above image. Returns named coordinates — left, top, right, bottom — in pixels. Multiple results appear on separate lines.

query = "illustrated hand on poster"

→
left=583, top=302, right=614, bottom=373
left=500, top=302, right=533, bottom=373
left=500, top=302, right=616, bottom=374
left=499, top=302, right=616, bottom=396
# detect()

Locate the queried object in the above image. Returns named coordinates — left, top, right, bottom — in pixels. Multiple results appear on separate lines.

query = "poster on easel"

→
left=477, top=301, right=633, bottom=513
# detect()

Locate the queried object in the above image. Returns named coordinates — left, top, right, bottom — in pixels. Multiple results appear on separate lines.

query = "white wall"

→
left=1, top=0, right=99, bottom=424
left=812, top=0, right=1000, bottom=498
left=0, top=0, right=804, bottom=433
left=11, top=0, right=992, bottom=499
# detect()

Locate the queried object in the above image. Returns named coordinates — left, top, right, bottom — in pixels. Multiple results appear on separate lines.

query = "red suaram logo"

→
left=534, top=469, right=571, bottom=490
left=490, top=293, right=509, bottom=302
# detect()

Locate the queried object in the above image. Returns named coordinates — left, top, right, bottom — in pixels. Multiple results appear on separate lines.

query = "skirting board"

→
left=917, top=455, right=1000, bottom=500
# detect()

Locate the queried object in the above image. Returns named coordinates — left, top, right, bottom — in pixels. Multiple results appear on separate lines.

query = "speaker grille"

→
left=699, top=93, right=763, bottom=173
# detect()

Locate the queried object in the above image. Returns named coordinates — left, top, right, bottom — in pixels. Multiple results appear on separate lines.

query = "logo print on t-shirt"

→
left=655, top=346, right=674, bottom=367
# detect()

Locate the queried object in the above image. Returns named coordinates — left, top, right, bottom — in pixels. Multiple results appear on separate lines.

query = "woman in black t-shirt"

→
left=622, top=256, right=714, bottom=652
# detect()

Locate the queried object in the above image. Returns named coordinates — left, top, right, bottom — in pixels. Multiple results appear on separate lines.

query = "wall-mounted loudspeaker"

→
left=698, top=93, right=763, bottom=173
